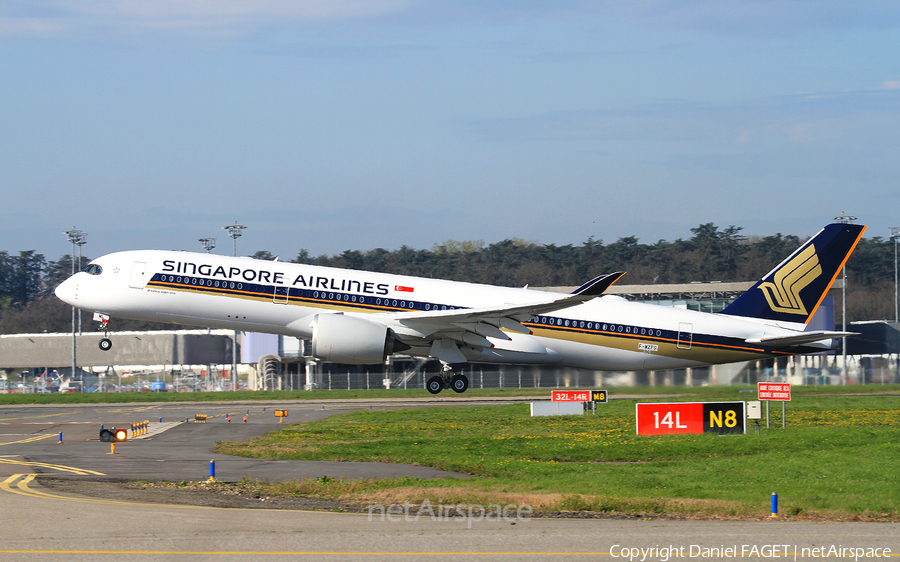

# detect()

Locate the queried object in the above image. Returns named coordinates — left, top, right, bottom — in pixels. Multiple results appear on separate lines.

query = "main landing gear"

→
left=94, top=313, right=113, bottom=351
left=426, top=364, right=469, bottom=395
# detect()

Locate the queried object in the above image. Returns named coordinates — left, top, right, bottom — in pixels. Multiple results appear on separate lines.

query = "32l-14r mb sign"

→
left=636, top=402, right=746, bottom=436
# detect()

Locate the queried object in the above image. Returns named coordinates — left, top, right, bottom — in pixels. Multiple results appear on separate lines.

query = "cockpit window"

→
left=82, top=264, right=103, bottom=275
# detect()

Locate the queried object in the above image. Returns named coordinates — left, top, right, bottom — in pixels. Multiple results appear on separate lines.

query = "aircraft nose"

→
left=54, top=277, right=78, bottom=306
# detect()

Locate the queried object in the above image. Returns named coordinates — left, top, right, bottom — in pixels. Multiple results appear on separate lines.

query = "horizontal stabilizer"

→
left=746, top=331, right=857, bottom=347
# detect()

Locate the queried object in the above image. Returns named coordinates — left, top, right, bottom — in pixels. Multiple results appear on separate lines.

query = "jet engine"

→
left=311, top=313, right=408, bottom=364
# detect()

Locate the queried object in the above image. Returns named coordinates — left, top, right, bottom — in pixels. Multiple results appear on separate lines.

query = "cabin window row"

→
left=157, top=275, right=466, bottom=312
left=160, top=275, right=243, bottom=290
left=533, top=316, right=663, bottom=337
left=308, top=291, right=461, bottom=311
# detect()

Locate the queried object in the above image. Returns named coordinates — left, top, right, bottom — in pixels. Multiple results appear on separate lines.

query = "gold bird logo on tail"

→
left=758, top=245, right=822, bottom=316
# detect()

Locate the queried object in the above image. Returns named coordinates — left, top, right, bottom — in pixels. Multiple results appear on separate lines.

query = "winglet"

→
left=572, top=272, right=626, bottom=297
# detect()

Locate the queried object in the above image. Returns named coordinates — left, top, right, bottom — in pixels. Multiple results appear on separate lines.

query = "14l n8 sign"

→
left=636, top=402, right=746, bottom=436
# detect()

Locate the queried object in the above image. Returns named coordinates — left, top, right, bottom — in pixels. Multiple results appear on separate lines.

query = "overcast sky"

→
left=2, top=1, right=898, bottom=264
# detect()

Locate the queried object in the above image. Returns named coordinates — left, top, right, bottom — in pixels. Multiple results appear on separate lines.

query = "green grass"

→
left=215, top=391, right=900, bottom=519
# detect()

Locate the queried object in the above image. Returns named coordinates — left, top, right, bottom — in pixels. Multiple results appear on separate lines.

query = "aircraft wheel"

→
left=450, top=374, right=468, bottom=393
left=426, top=376, right=444, bottom=395
left=99, top=338, right=113, bottom=351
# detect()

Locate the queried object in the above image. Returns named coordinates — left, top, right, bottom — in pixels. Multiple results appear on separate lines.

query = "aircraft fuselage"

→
left=55, top=249, right=829, bottom=372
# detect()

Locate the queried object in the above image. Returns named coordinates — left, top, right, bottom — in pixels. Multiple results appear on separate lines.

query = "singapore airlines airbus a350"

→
left=55, top=223, right=865, bottom=394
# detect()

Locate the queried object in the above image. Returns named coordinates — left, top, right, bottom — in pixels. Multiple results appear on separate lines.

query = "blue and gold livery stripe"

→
left=523, top=317, right=804, bottom=360
left=149, top=272, right=798, bottom=361
left=147, top=274, right=466, bottom=314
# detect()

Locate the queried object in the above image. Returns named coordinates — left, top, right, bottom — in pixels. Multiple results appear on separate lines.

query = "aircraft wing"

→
left=368, top=272, right=625, bottom=352
left=746, top=330, right=858, bottom=347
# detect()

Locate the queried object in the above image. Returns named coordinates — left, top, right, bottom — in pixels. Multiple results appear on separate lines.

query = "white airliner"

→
left=55, top=223, right=865, bottom=394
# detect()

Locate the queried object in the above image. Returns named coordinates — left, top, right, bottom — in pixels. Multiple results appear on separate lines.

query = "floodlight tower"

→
left=222, top=223, right=246, bottom=257
left=64, top=228, right=87, bottom=389
left=891, top=227, right=900, bottom=325
left=74, top=232, right=87, bottom=333
left=833, top=214, right=857, bottom=385
left=199, top=238, right=217, bottom=253
left=66, top=229, right=87, bottom=271
left=199, top=237, right=218, bottom=387
left=222, top=223, right=247, bottom=390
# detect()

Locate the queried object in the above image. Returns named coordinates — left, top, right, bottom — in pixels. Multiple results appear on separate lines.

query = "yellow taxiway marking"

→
left=0, top=473, right=335, bottom=512
left=0, top=458, right=104, bottom=476
left=2, top=474, right=155, bottom=508
left=0, top=411, right=81, bottom=422
left=0, top=473, right=368, bottom=514
left=1, top=474, right=142, bottom=506
left=0, top=474, right=40, bottom=498
left=110, top=405, right=157, bottom=413
left=0, top=434, right=58, bottom=446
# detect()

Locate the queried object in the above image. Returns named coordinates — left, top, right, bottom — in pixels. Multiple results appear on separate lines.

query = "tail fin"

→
left=721, top=223, right=866, bottom=326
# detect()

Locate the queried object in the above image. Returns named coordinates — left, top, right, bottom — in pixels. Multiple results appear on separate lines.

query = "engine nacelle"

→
left=311, top=314, right=405, bottom=364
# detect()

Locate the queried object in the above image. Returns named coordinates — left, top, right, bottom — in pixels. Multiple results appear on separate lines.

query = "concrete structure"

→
left=0, top=329, right=233, bottom=370
left=0, top=330, right=236, bottom=392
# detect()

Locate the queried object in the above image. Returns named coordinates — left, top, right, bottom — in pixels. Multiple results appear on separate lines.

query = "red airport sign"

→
left=758, top=382, right=791, bottom=401
left=552, top=390, right=592, bottom=402
left=636, top=402, right=746, bottom=436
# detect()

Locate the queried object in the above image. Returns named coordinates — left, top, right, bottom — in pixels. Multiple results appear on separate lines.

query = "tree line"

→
left=2, top=223, right=896, bottom=334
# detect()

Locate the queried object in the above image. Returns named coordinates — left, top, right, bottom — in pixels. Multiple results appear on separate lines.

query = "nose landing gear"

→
left=94, top=312, right=113, bottom=351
